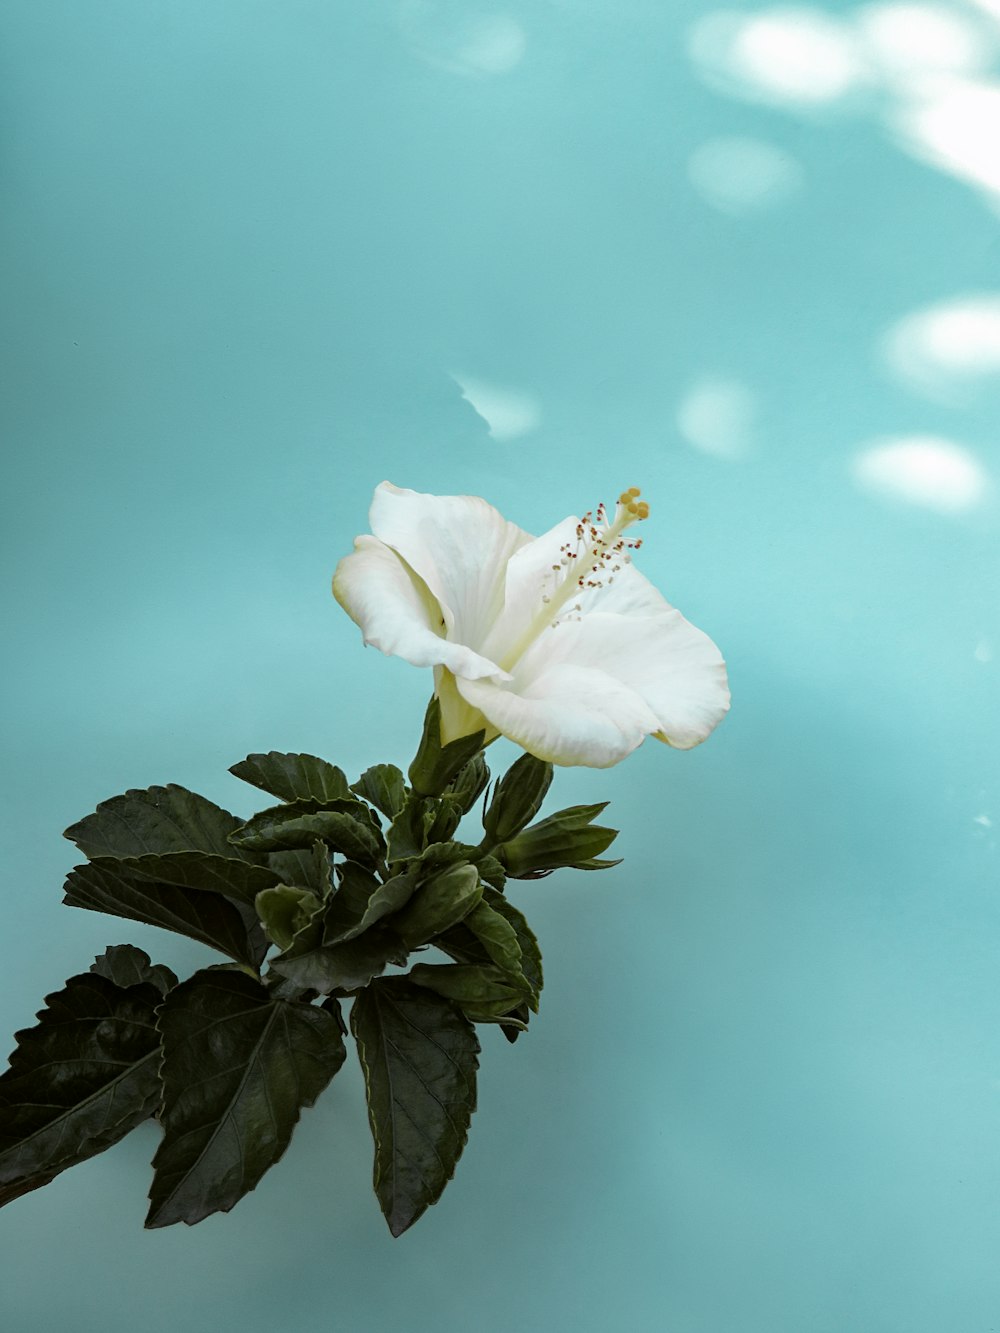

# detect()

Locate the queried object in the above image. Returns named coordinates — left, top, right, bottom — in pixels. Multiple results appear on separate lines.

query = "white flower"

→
left=332, top=482, right=730, bottom=768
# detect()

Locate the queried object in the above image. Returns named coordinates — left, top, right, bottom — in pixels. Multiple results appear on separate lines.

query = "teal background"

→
left=2, top=3, right=999, bottom=1330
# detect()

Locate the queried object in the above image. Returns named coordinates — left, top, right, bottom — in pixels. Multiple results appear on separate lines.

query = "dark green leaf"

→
left=500, top=1004, right=531, bottom=1042
left=351, top=764, right=407, bottom=820
left=461, top=900, right=523, bottom=980
left=325, top=860, right=380, bottom=931
left=146, top=970, right=346, bottom=1228
left=113, top=851, right=281, bottom=907
left=321, top=994, right=347, bottom=1035
left=408, top=697, right=486, bottom=798
left=410, top=839, right=471, bottom=876
left=229, top=800, right=385, bottom=866
left=64, top=859, right=267, bottom=970
left=437, top=890, right=542, bottom=1024
left=482, top=890, right=543, bottom=1005
left=268, top=842, right=333, bottom=896
left=482, top=753, right=554, bottom=845
left=323, top=870, right=418, bottom=945
left=385, top=794, right=431, bottom=863
left=445, top=752, right=490, bottom=815
left=474, top=853, right=507, bottom=891
left=64, top=785, right=257, bottom=862
left=90, top=944, right=177, bottom=996
left=269, top=927, right=407, bottom=993
left=229, top=752, right=352, bottom=805
left=255, top=887, right=324, bottom=952
left=0, top=972, right=163, bottom=1206
left=393, top=862, right=483, bottom=948
left=351, top=977, right=479, bottom=1237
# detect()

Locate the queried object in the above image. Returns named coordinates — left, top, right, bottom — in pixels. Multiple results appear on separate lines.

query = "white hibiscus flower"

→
left=333, top=482, right=730, bottom=768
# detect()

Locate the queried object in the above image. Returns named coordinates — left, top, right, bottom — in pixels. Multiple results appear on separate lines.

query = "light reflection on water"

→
left=0, top=1, right=998, bottom=1330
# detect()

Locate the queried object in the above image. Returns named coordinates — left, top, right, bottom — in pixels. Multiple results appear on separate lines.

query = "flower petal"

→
left=520, top=609, right=731, bottom=750
left=333, top=536, right=506, bottom=680
left=369, top=482, right=532, bottom=652
left=456, top=664, right=662, bottom=768
left=461, top=605, right=729, bottom=763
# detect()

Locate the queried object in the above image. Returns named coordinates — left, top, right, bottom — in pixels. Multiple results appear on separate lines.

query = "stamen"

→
left=500, top=486, right=653, bottom=671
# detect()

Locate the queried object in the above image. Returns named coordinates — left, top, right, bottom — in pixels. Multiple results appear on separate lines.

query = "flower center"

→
left=498, top=488, right=650, bottom=672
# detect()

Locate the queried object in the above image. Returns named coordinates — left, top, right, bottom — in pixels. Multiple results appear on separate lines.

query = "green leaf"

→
left=112, top=851, right=281, bottom=907
left=437, top=890, right=542, bottom=1022
left=351, top=977, right=479, bottom=1237
left=228, top=752, right=352, bottom=805
left=323, top=870, right=418, bottom=945
left=473, top=853, right=507, bottom=891
left=229, top=800, right=385, bottom=866
left=90, top=944, right=177, bottom=996
left=146, top=971, right=346, bottom=1228
left=408, top=697, right=486, bottom=798
left=0, top=972, right=163, bottom=1207
left=255, top=887, right=324, bottom=952
left=393, top=862, right=483, bottom=948
left=482, top=753, right=554, bottom=845
left=64, top=859, right=267, bottom=970
left=64, top=785, right=258, bottom=862
left=445, top=752, right=490, bottom=815
left=268, top=843, right=333, bottom=896
left=325, top=860, right=380, bottom=928
left=460, top=900, right=523, bottom=981
left=351, top=764, right=407, bottom=820
left=385, top=794, right=431, bottom=863
left=499, top=1004, right=532, bottom=1042
left=268, top=926, right=407, bottom=994
left=409, top=839, right=472, bottom=876
left=483, top=890, right=543, bottom=1005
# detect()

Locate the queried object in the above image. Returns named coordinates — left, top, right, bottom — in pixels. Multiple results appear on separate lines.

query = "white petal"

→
left=369, top=482, right=532, bottom=652
left=466, top=607, right=729, bottom=763
left=332, top=536, right=505, bottom=680
left=457, top=662, right=662, bottom=768
left=518, top=609, right=731, bottom=750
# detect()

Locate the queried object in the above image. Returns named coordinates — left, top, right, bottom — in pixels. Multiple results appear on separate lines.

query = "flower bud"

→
left=496, top=803, right=620, bottom=879
left=408, top=962, right=528, bottom=1022
left=482, top=753, right=553, bottom=846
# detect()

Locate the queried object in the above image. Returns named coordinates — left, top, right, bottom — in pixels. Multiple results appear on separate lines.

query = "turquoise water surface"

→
left=2, top=3, right=999, bottom=1330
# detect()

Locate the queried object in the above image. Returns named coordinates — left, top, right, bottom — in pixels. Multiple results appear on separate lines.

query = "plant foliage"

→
left=0, top=715, right=619, bottom=1234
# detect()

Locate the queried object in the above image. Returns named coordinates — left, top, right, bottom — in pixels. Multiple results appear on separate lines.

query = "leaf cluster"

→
left=0, top=699, right=620, bottom=1235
